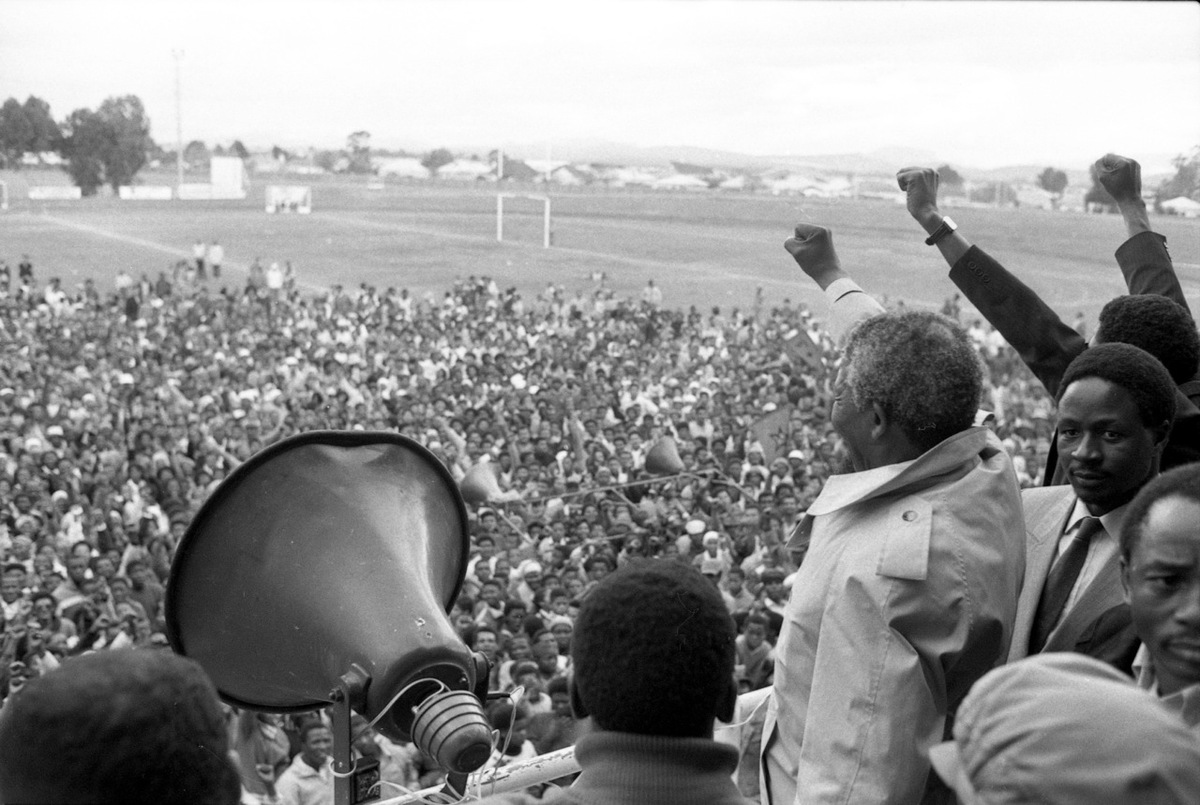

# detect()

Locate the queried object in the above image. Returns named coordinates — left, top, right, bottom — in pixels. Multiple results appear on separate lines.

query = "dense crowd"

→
left=0, top=247, right=1058, bottom=799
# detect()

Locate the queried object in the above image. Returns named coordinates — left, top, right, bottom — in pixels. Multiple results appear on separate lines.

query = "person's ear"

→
left=1151, top=420, right=1171, bottom=452
left=869, top=401, right=888, bottom=441
left=1119, top=553, right=1132, bottom=605
left=568, top=676, right=589, bottom=720
left=716, top=676, right=737, bottom=724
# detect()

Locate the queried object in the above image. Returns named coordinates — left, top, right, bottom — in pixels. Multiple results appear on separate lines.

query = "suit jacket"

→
left=948, top=242, right=1200, bottom=485
left=1008, top=486, right=1138, bottom=675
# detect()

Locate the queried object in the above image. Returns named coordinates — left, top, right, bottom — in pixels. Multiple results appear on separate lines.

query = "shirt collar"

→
left=1066, top=498, right=1131, bottom=542
left=806, top=427, right=996, bottom=517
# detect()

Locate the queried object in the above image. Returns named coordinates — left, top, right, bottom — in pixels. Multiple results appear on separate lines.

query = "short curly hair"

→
left=1096, top=295, right=1200, bottom=385
left=1120, top=464, right=1200, bottom=559
left=571, top=559, right=735, bottom=737
left=0, top=650, right=240, bottom=805
left=1056, top=342, right=1177, bottom=429
left=843, top=311, right=982, bottom=451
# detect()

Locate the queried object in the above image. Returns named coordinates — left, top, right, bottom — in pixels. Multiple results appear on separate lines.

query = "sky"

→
left=2, top=0, right=1198, bottom=172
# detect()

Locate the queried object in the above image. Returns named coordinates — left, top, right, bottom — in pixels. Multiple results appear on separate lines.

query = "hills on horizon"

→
left=358, top=137, right=1177, bottom=186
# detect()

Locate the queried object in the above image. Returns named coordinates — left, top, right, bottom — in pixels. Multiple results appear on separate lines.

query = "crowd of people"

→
left=1, top=153, right=1197, bottom=805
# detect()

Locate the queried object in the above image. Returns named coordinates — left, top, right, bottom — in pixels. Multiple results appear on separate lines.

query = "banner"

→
left=28, top=186, right=81, bottom=200
left=750, top=405, right=792, bottom=465
left=119, top=185, right=173, bottom=200
left=781, top=328, right=823, bottom=371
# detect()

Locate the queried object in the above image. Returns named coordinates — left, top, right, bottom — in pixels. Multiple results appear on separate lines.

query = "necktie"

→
left=1029, top=516, right=1103, bottom=654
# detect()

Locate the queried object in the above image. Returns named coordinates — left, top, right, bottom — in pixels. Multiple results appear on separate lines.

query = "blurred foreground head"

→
left=928, top=653, right=1200, bottom=804
left=0, top=650, right=240, bottom=805
left=570, top=560, right=736, bottom=737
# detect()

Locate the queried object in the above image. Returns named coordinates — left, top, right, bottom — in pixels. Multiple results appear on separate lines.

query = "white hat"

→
left=685, top=519, right=707, bottom=536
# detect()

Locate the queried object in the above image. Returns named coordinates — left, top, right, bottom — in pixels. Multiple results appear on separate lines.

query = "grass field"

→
left=2, top=169, right=1198, bottom=321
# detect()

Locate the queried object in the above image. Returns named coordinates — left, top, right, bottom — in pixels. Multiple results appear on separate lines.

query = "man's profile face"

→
left=830, top=359, right=872, bottom=472
left=1123, top=494, right=1200, bottom=696
left=1057, top=378, right=1163, bottom=516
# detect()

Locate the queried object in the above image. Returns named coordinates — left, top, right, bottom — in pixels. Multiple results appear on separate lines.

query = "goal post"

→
left=496, top=193, right=551, bottom=248
left=265, top=185, right=312, bottom=214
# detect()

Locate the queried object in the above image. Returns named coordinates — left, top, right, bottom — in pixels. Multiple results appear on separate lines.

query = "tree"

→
left=230, top=140, right=249, bottom=159
left=347, top=130, right=371, bottom=173
left=183, top=139, right=210, bottom=169
left=22, top=96, right=60, bottom=154
left=1156, top=147, right=1200, bottom=203
left=0, top=97, right=34, bottom=168
left=421, top=148, right=454, bottom=172
left=1084, top=162, right=1117, bottom=211
left=314, top=149, right=340, bottom=172
left=59, top=108, right=108, bottom=195
left=936, top=164, right=964, bottom=189
left=1037, top=167, right=1068, bottom=196
left=60, top=95, right=155, bottom=195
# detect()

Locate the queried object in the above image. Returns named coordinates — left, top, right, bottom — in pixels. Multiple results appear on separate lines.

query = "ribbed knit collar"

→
left=563, top=730, right=747, bottom=804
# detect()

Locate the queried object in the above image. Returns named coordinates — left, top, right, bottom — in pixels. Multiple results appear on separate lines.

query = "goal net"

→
left=496, top=193, right=551, bottom=248
left=265, top=185, right=312, bottom=214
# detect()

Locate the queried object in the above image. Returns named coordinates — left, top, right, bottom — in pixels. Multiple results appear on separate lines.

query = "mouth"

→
left=1166, top=639, right=1200, bottom=665
left=1069, top=470, right=1108, bottom=487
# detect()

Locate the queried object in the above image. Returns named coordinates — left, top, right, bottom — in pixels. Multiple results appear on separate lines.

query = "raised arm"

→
left=783, top=223, right=885, bottom=347
left=897, top=167, right=1085, bottom=396
left=1094, top=153, right=1189, bottom=312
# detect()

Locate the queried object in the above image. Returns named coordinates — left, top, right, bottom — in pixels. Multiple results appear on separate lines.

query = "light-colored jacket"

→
left=762, top=427, right=1025, bottom=805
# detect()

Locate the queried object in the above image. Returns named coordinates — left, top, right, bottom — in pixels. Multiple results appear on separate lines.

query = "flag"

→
left=751, top=405, right=792, bottom=464
left=781, top=328, right=823, bottom=371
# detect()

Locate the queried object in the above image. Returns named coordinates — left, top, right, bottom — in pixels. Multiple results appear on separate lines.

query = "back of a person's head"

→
left=843, top=310, right=983, bottom=451
left=1056, top=342, right=1177, bottom=427
left=0, top=650, right=240, bottom=805
left=570, top=559, right=735, bottom=737
left=1096, top=294, right=1200, bottom=385
left=929, top=653, right=1200, bottom=804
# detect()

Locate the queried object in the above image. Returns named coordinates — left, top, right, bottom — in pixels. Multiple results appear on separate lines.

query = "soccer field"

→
left=2, top=171, right=1198, bottom=321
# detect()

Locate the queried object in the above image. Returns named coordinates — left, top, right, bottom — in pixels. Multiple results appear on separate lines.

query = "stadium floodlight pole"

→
left=172, top=48, right=184, bottom=199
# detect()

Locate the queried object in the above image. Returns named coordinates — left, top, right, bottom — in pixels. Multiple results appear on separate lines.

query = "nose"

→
left=1175, top=581, right=1200, bottom=627
left=1072, top=432, right=1103, bottom=463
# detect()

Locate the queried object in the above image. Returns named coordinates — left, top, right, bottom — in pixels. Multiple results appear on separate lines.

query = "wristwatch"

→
left=924, top=216, right=957, bottom=246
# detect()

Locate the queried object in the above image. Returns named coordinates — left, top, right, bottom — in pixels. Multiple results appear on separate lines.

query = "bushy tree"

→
left=183, top=139, right=210, bottom=169
left=422, top=148, right=454, bottom=172
left=1084, top=162, right=1117, bottom=211
left=60, top=95, right=154, bottom=195
left=1037, top=167, right=1068, bottom=196
left=59, top=108, right=108, bottom=195
left=1157, top=147, right=1200, bottom=202
left=230, top=140, right=249, bottom=159
left=347, top=130, right=371, bottom=173
left=936, top=164, right=964, bottom=188
left=0, top=98, right=34, bottom=168
left=23, top=96, right=60, bottom=154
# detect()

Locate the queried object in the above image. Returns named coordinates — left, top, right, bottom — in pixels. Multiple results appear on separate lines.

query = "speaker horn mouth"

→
left=411, top=689, right=494, bottom=774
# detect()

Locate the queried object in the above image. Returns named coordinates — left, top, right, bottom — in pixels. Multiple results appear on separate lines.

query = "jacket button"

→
left=902, top=510, right=917, bottom=522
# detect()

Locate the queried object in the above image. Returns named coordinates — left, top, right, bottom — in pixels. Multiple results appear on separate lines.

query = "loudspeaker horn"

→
left=460, top=460, right=503, bottom=505
left=644, top=435, right=686, bottom=475
left=165, top=431, right=492, bottom=774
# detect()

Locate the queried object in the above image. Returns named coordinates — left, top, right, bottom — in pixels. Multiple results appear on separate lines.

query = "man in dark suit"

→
left=896, top=157, right=1200, bottom=484
left=1009, top=343, right=1176, bottom=674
